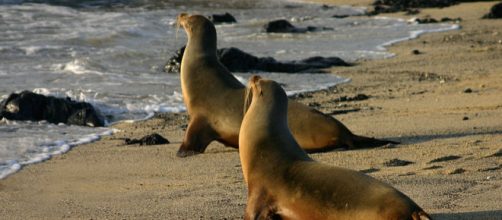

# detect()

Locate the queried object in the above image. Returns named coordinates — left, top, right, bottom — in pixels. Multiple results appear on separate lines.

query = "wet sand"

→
left=1, top=1, right=501, bottom=219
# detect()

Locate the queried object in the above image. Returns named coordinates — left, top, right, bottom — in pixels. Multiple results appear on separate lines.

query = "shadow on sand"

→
left=391, top=129, right=502, bottom=145
left=432, top=210, right=502, bottom=220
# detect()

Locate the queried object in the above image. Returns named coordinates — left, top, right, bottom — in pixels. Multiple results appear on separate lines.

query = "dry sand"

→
left=1, top=1, right=501, bottom=219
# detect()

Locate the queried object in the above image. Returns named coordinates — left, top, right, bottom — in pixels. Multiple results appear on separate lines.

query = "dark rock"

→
left=463, top=88, right=472, bottom=93
left=428, top=155, right=461, bottom=163
left=370, top=0, right=459, bottom=15
left=462, top=116, right=469, bottom=121
left=332, top=15, right=350, bottom=19
left=264, top=19, right=297, bottom=33
left=412, top=49, right=421, bottom=55
left=125, top=133, right=169, bottom=146
left=328, top=108, right=361, bottom=115
left=413, top=17, right=461, bottom=24
left=383, top=158, right=414, bottom=167
left=483, top=2, right=502, bottom=19
left=332, top=94, right=369, bottom=102
left=208, top=12, right=237, bottom=24
left=164, top=46, right=185, bottom=73
left=415, top=17, right=438, bottom=24
left=308, top=102, right=321, bottom=108
left=165, top=46, right=351, bottom=74
left=0, top=91, right=104, bottom=127
left=263, top=19, right=332, bottom=33
left=440, top=17, right=462, bottom=23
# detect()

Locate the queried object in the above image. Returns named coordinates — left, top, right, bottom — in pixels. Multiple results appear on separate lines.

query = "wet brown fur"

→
left=239, top=75, right=431, bottom=220
left=176, top=13, right=397, bottom=157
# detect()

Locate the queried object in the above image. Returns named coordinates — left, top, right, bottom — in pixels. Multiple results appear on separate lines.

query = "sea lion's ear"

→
left=243, top=86, right=253, bottom=116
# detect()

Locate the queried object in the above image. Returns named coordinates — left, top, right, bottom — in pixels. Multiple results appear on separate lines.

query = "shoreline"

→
left=1, top=1, right=502, bottom=219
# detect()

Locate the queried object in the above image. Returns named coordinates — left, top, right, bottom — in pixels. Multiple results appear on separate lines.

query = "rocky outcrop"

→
left=164, top=46, right=351, bottom=74
left=483, top=2, right=502, bottom=19
left=370, top=0, right=459, bottom=15
left=0, top=91, right=105, bottom=127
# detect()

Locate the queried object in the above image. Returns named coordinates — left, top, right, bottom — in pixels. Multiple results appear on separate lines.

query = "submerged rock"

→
left=164, top=46, right=351, bottom=74
left=263, top=19, right=332, bottom=33
left=0, top=91, right=104, bottom=127
left=208, top=12, right=237, bottom=24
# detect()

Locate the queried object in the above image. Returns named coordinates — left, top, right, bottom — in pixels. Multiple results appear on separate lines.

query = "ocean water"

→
left=0, top=0, right=458, bottom=179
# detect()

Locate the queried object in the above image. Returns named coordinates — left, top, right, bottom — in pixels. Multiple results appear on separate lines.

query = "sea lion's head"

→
left=177, top=13, right=217, bottom=52
left=244, top=75, right=288, bottom=117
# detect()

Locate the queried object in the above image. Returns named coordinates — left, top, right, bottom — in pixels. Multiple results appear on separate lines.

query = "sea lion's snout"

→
left=248, top=75, right=262, bottom=91
left=177, top=13, right=189, bottom=27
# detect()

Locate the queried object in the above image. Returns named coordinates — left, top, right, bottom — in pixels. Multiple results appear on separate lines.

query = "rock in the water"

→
left=263, top=19, right=330, bottom=33
left=208, top=12, right=237, bottom=24
left=0, top=91, right=104, bottom=127
left=125, top=133, right=170, bottom=146
left=483, top=2, right=502, bottom=19
left=370, top=0, right=458, bottom=15
left=165, top=46, right=351, bottom=74
left=412, top=17, right=461, bottom=24
left=164, top=46, right=185, bottom=73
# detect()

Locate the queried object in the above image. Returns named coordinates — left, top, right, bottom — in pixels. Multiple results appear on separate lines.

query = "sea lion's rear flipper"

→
left=177, top=116, right=217, bottom=157
left=350, top=134, right=399, bottom=149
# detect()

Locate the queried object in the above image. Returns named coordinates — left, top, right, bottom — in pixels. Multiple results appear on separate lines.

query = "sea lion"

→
left=176, top=13, right=397, bottom=157
left=240, top=75, right=430, bottom=220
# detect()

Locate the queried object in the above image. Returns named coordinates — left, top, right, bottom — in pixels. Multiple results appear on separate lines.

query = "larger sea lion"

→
left=240, top=75, right=430, bottom=220
left=176, top=13, right=397, bottom=157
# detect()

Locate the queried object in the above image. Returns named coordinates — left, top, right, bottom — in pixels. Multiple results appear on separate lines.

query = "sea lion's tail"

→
left=350, top=134, right=399, bottom=148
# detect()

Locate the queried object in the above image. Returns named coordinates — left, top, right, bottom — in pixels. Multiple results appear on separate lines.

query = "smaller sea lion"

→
left=239, top=75, right=430, bottom=220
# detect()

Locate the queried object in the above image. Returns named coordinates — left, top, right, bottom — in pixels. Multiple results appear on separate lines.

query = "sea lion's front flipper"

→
left=177, top=116, right=217, bottom=157
left=245, top=187, right=281, bottom=220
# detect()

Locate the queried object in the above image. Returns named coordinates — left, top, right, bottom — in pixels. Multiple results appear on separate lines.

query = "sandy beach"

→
left=1, top=1, right=501, bottom=219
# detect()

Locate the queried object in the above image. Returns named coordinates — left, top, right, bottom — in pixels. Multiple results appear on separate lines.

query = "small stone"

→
left=383, top=158, right=414, bottom=167
left=463, top=88, right=473, bottom=93
left=462, top=116, right=469, bottom=121
left=412, top=49, right=421, bottom=55
left=448, top=168, right=466, bottom=175
left=125, top=133, right=169, bottom=146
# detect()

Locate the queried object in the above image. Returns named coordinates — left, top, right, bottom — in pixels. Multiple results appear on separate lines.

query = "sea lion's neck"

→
left=240, top=96, right=310, bottom=182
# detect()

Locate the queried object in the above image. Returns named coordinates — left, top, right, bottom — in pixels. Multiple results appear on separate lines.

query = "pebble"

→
left=463, top=88, right=473, bottom=93
left=383, top=158, right=414, bottom=167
